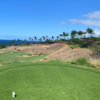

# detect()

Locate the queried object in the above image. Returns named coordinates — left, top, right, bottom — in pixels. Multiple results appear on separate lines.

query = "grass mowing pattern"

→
left=0, top=51, right=100, bottom=100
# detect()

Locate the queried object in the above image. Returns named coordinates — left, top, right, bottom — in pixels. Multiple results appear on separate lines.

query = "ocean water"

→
left=0, top=40, right=40, bottom=45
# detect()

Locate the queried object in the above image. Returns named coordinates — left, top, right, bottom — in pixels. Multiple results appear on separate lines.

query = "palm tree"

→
left=78, top=31, right=84, bottom=39
left=31, top=39, right=33, bottom=41
left=42, top=36, right=45, bottom=41
left=62, top=32, right=66, bottom=39
left=83, top=32, right=86, bottom=39
left=40, top=38, right=42, bottom=42
left=57, top=36, right=59, bottom=41
left=51, top=36, right=54, bottom=41
left=38, top=38, right=42, bottom=42
left=60, top=34, right=63, bottom=40
left=70, top=30, right=78, bottom=39
left=86, top=28, right=94, bottom=38
left=66, top=33, right=69, bottom=42
left=29, top=37, right=31, bottom=40
left=46, top=35, right=48, bottom=40
left=34, top=36, right=37, bottom=40
left=86, top=28, right=95, bottom=46
left=24, top=39, right=26, bottom=41
left=18, top=39, right=20, bottom=41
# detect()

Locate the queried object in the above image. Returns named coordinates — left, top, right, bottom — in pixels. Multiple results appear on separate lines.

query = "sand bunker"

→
left=10, top=52, right=13, bottom=53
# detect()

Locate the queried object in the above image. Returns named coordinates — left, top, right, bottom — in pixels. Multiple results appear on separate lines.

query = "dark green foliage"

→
left=71, top=57, right=91, bottom=67
left=8, top=42, right=11, bottom=46
left=60, top=39, right=66, bottom=42
left=0, top=43, right=7, bottom=49
left=91, top=41, right=100, bottom=53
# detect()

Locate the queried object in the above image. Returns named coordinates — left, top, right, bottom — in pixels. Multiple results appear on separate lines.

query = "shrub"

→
left=70, top=44, right=80, bottom=49
left=71, top=57, right=91, bottom=67
left=89, top=41, right=100, bottom=58
left=91, top=41, right=100, bottom=53
left=0, top=43, right=7, bottom=49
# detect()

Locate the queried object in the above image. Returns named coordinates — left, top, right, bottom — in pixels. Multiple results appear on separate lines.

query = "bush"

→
left=0, top=43, right=7, bottom=49
left=70, top=44, right=80, bottom=49
left=91, top=41, right=100, bottom=53
left=71, top=57, right=91, bottom=67
left=60, top=39, right=66, bottom=42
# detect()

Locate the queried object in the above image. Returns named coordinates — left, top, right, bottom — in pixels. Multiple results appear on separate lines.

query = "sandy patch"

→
left=10, top=52, right=13, bottom=53
left=40, top=59, right=48, bottom=62
left=31, top=55, right=36, bottom=56
left=0, top=64, right=2, bottom=66
left=22, top=55, right=30, bottom=57
left=0, top=52, right=4, bottom=53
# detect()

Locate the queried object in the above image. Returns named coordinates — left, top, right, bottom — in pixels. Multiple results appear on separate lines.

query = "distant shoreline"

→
left=0, top=40, right=40, bottom=45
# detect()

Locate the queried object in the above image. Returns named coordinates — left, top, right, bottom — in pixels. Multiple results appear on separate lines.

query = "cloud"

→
left=69, top=19, right=100, bottom=26
left=83, top=11, right=100, bottom=19
left=68, top=11, right=100, bottom=27
left=93, top=28, right=100, bottom=36
left=60, top=22, right=66, bottom=24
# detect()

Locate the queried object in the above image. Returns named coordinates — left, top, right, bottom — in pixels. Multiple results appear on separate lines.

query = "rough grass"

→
left=90, top=58, right=100, bottom=69
left=0, top=51, right=100, bottom=100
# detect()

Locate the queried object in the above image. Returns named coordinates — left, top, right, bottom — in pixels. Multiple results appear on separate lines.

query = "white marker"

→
left=12, top=92, right=15, bottom=98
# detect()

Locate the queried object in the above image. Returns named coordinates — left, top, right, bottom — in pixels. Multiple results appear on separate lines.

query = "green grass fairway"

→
left=0, top=51, right=100, bottom=100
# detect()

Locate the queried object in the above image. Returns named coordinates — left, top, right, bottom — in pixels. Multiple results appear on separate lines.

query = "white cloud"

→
left=83, top=11, right=100, bottom=19
left=69, top=19, right=100, bottom=26
left=60, top=22, right=66, bottom=24
left=93, top=28, right=100, bottom=36
left=68, top=11, right=100, bottom=27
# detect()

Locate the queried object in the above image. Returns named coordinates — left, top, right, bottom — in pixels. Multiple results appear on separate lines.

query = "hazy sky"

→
left=0, top=0, right=100, bottom=40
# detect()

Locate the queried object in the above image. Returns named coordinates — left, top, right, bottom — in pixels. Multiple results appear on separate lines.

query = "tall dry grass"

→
left=89, top=58, right=100, bottom=69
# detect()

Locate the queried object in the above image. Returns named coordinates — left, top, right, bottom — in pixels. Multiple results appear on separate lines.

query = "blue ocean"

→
left=0, top=40, right=40, bottom=45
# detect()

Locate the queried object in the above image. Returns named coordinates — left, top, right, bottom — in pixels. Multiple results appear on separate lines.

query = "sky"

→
left=0, top=0, right=100, bottom=40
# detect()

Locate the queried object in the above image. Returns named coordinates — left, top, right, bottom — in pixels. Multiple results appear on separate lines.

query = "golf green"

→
left=0, top=62, right=100, bottom=100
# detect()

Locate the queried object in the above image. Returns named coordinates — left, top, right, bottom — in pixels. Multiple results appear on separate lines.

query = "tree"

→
left=24, top=39, right=26, bottom=41
left=63, top=32, right=66, bottom=39
left=56, top=36, right=59, bottom=40
left=70, top=30, right=78, bottom=39
left=34, top=36, right=37, bottom=40
left=59, top=34, right=63, bottom=40
left=51, top=36, right=54, bottom=41
left=66, top=33, right=69, bottom=42
left=86, top=28, right=95, bottom=46
left=38, top=38, right=42, bottom=42
left=86, top=28, right=94, bottom=38
left=42, top=36, right=45, bottom=41
left=46, top=36, right=48, bottom=39
left=29, top=37, right=31, bottom=40
left=78, top=31, right=84, bottom=39
left=8, top=42, right=11, bottom=46
left=18, top=39, right=22, bottom=41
